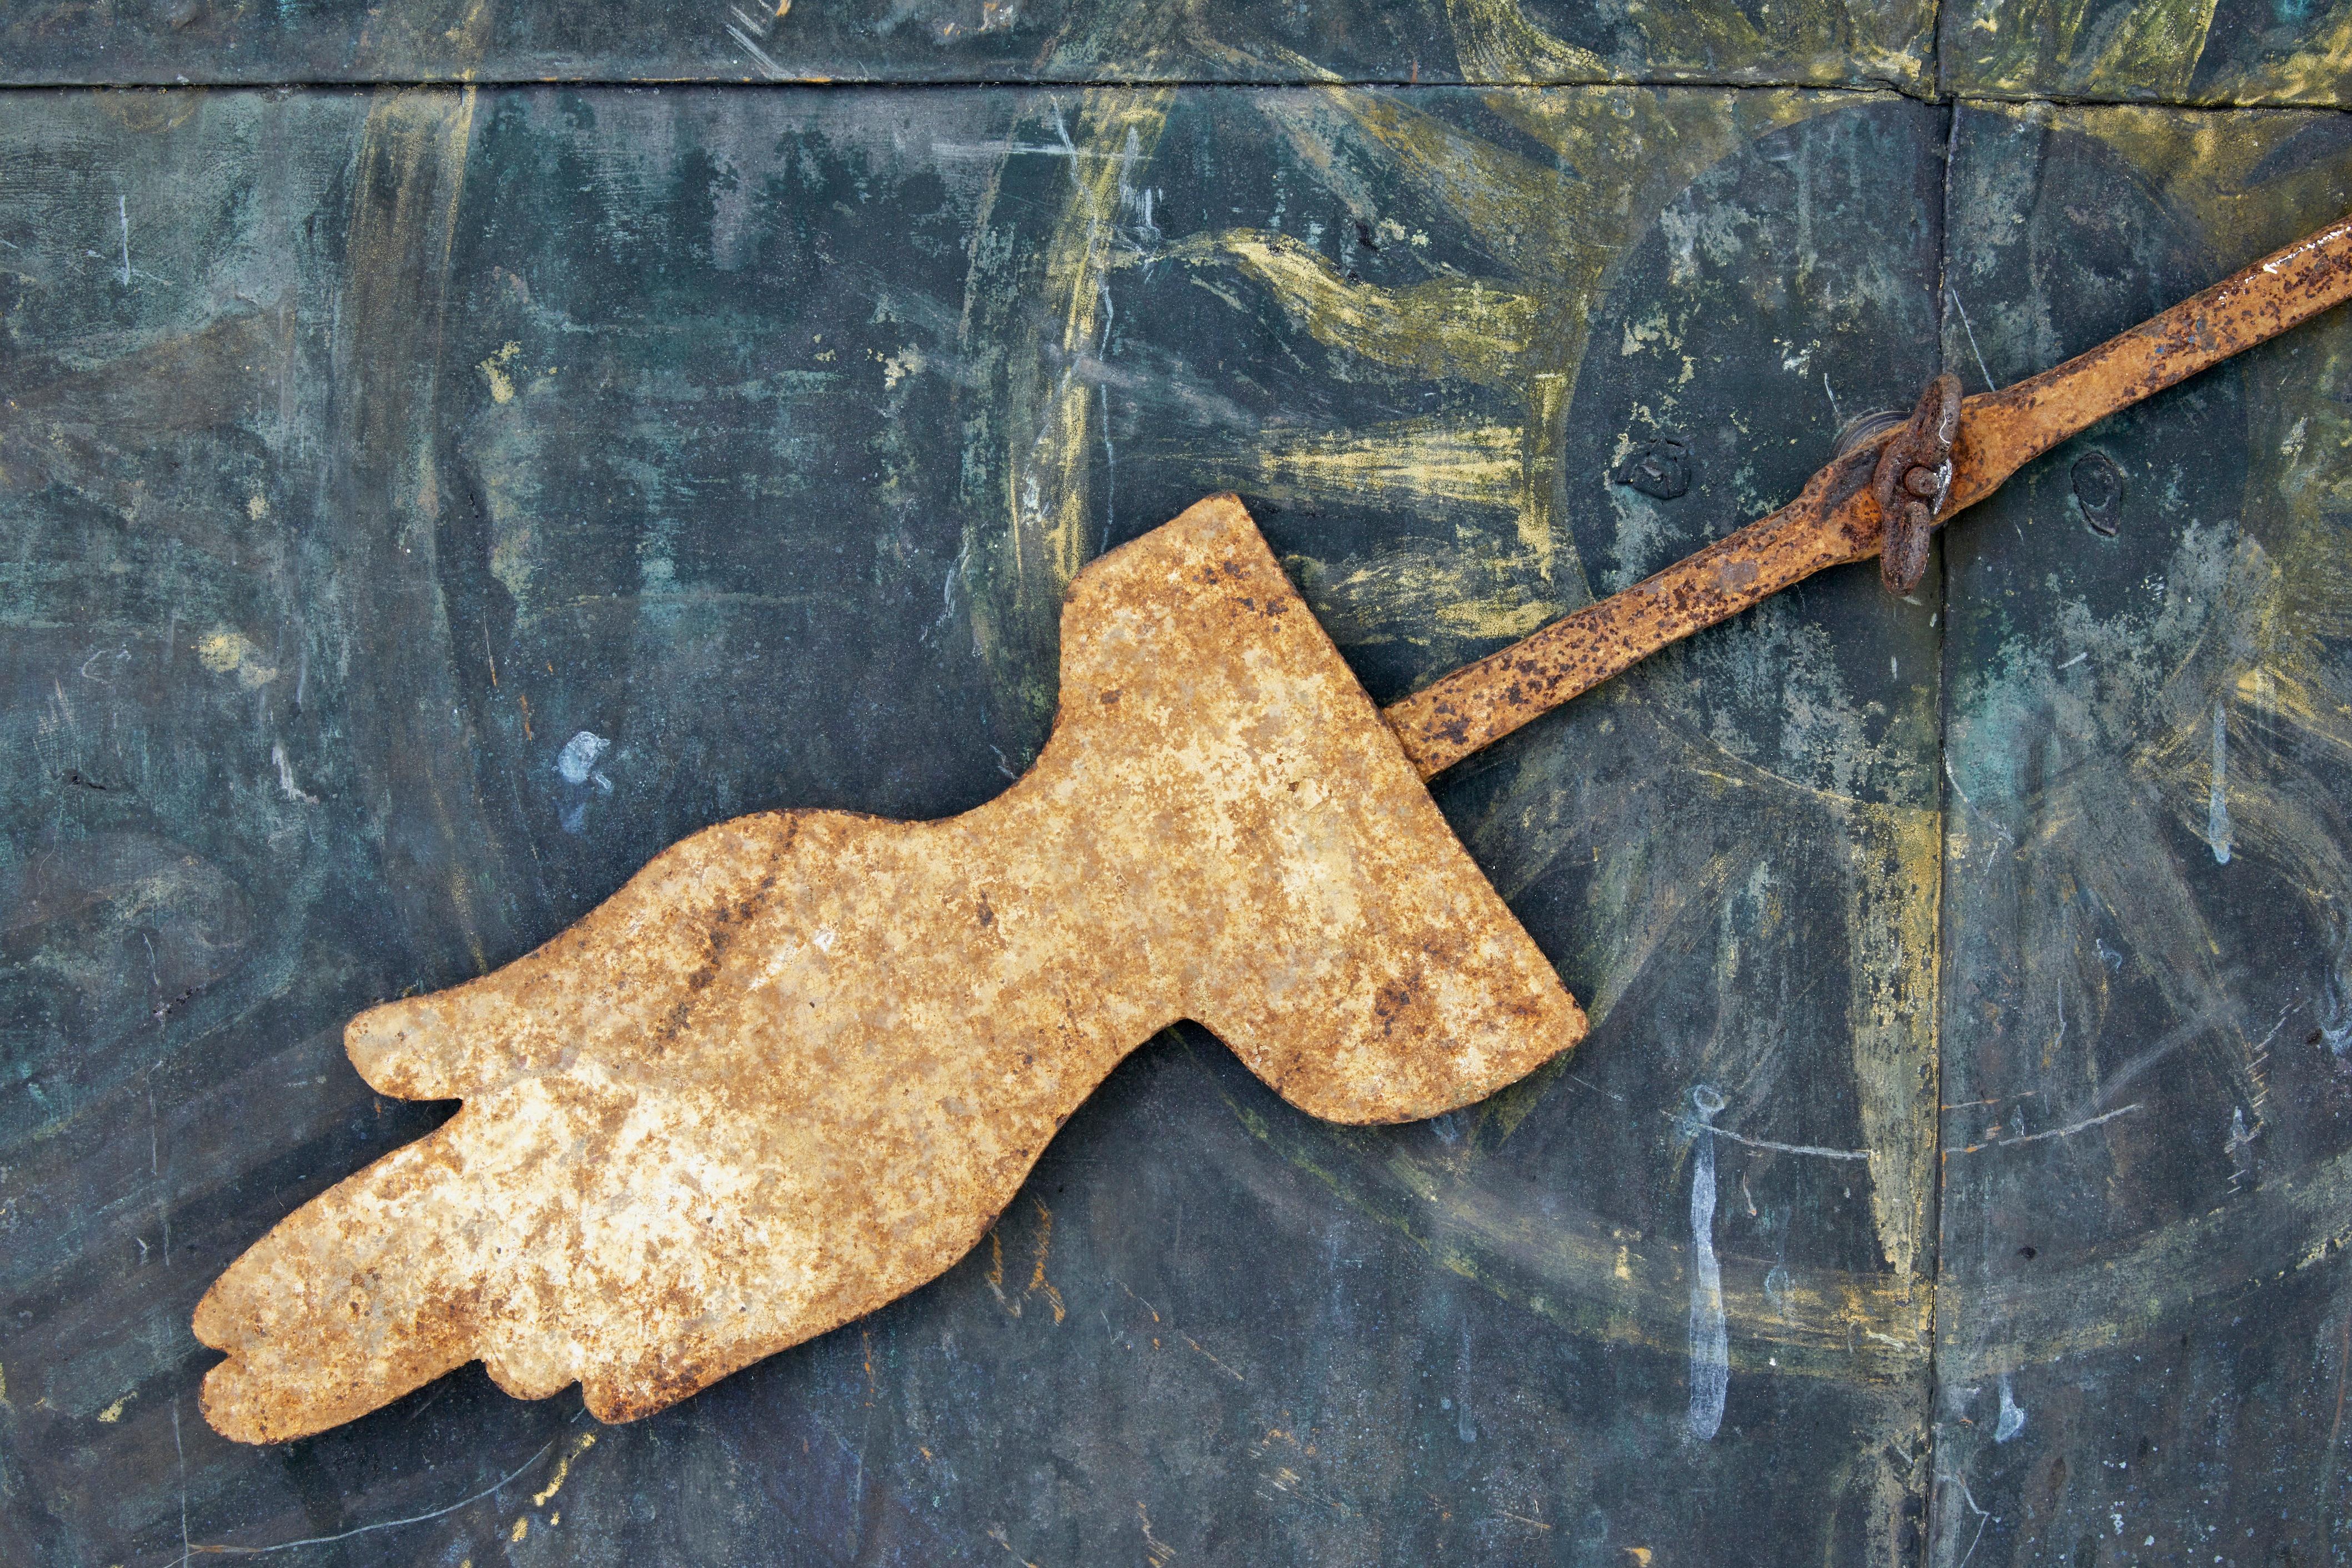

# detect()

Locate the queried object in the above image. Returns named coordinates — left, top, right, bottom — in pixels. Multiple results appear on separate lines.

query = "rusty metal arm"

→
left=1382, top=210, right=2352, bottom=780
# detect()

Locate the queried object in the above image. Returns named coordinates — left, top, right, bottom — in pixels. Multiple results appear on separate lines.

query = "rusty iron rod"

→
left=1382, top=210, right=2352, bottom=779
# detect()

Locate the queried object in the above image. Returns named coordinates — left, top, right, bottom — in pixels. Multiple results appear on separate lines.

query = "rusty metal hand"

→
left=199, top=207, right=2352, bottom=1446
left=194, top=500, right=1582, bottom=1444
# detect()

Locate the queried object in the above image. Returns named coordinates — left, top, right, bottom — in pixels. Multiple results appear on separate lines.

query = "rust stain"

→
left=194, top=495, right=1587, bottom=1443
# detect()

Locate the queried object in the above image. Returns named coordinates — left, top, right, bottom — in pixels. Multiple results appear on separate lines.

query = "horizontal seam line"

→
left=0, top=80, right=2337, bottom=112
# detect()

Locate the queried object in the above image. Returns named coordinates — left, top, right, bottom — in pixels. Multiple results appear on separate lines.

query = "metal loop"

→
left=1871, top=373, right=1962, bottom=595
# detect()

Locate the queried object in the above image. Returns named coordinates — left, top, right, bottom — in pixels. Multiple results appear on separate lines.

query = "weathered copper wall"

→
left=1, top=5, right=2348, bottom=1566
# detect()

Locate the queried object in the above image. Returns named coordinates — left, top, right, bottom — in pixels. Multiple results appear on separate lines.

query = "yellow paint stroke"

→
left=986, top=1524, right=1044, bottom=1567
left=1960, top=0, right=2196, bottom=97
left=1245, top=89, right=1843, bottom=590
left=1155, top=229, right=1534, bottom=388
left=96, top=1393, right=130, bottom=1423
left=97, top=91, right=205, bottom=135
left=509, top=1515, right=528, bottom=1543
left=2213, top=13, right=2352, bottom=105
left=1012, top=91, right=1172, bottom=590
left=477, top=341, right=520, bottom=404
left=1447, top=0, right=1928, bottom=91
left=1027, top=1196, right=1066, bottom=1324
left=1513, top=369, right=1569, bottom=582
left=1138, top=1500, right=1177, bottom=1567
left=2084, top=0, right=2220, bottom=97
left=1174, top=18, right=1345, bottom=83
left=1623, top=1549, right=1653, bottom=1566
left=1248, top=91, right=1584, bottom=582
left=960, top=89, right=1174, bottom=735
left=1440, top=0, right=1612, bottom=80
left=329, top=0, right=493, bottom=83
left=1308, top=89, right=1604, bottom=290
left=342, top=83, right=488, bottom=976
left=1180, top=1333, right=1245, bottom=1384
left=531, top=1430, right=598, bottom=1508
left=1957, top=0, right=2352, bottom=104
left=1482, top=88, right=1849, bottom=278
left=1248, top=418, right=1525, bottom=512
left=984, top=1226, right=1014, bottom=1313
left=196, top=630, right=279, bottom=689
left=1946, top=1137, right=2352, bottom=1380
left=1836, top=799, right=1941, bottom=1289
left=1285, top=539, right=1565, bottom=658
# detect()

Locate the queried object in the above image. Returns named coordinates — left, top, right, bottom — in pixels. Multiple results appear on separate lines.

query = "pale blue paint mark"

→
left=1455, top=1323, right=1477, bottom=1444
left=2208, top=703, right=2233, bottom=865
left=1994, top=1376, right=2027, bottom=1443
left=558, top=730, right=611, bottom=786
left=558, top=730, right=615, bottom=835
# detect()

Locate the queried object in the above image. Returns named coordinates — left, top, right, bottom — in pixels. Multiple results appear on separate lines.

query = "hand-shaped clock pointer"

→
left=195, top=212, right=2352, bottom=1444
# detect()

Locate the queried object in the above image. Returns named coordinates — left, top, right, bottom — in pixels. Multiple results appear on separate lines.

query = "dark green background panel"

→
left=1, top=85, right=1953, bottom=1567
left=4, top=37, right=2352, bottom=1568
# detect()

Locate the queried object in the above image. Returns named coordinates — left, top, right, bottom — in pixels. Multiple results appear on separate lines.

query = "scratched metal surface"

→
left=0, top=0, right=1937, bottom=90
left=0, top=44, right=2348, bottom=1568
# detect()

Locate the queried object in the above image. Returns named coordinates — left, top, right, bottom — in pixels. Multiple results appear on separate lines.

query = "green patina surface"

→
left=2, top=6, right=2351, bottom=1567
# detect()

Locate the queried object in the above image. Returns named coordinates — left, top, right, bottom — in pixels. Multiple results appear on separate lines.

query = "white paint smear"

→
left=1686, top=1085, right=1729, bottom=1442
left=557, top=730, right=609, bottom=785
left=1994, top=1376, right=2027, bottom=1443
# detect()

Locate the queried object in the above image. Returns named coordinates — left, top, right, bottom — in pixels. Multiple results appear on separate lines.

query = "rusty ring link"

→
left=1870, top=372, right=1963, bottom=595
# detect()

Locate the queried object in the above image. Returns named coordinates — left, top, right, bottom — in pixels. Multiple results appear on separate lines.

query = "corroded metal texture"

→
left=1381, top=208, right=2352, bottom=777
left=1870, top=373, right=1960, bottom=595
left=1945, top=209, right=2352, bottom=511
left=193, top=494, right=1586, bottom=1444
